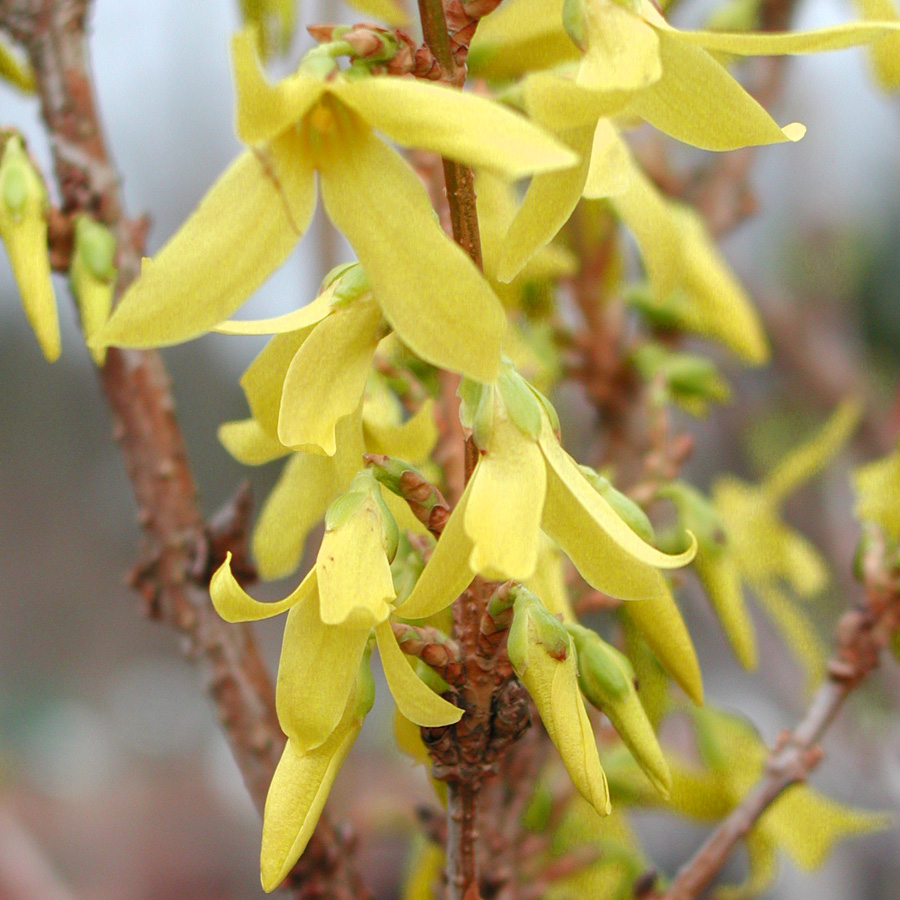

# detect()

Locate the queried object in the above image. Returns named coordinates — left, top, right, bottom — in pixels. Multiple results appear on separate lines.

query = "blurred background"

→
left=1, top=0, right=899, bottom=898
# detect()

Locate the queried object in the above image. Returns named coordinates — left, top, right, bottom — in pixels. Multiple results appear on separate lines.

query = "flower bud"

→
left=507, top=588, right=610, bottom=816
left=0, top=135, right=59, bottom=361
left=566, top=622, right=671, bottom=797
left=70, top=215, right=117, bottom=365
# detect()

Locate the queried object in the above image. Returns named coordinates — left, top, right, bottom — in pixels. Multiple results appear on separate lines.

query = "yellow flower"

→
left=211, top=469, right=462, bottom=756
left=607, top=706, right=889, bottom=898
left=395, top=362, right=696, bottom=621
left=96, top=30, right=578, bottom=383
left=217, top=300, right=438, bottom=578
left=853, top=441, right=900, bottom=540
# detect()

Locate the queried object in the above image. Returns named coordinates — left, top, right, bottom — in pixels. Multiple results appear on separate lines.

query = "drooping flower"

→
left=211, top=468, right=462, bottom=757
left=395, top=361, right=696, bottom=623
left=95, top=30, right=578, bottom=383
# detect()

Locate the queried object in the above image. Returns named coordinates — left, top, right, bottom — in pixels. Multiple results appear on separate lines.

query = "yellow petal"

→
left=582, top=120, right=632, bottom=199
left=218, top=417, right=289, bottom=465
left=714, top=830, right=778, bottom=900
left=497, top=123, right=594, bottom=284
left=620, top=583, right=704, bottom=704
left=468, top=0, right=581, bottom=80
left=628, top=33, right=804, bottom=151
left=232, top=28, right=326, bottom=145
left=540, top=426, right=697, bottom=578
left=277, top=593, right=371, bottom=748
left=394, top=479, right=476, bottom=620
left=215, top=285, right=334, bottom=335
left=253, top=413, right=365, bottom=578
left=0, top=37, right=35, bottom=92
left=374, top=620, right=463, bottom=726
left=854, top=0, right=900, bottom=90
left=2, top=210, right=59, bottom=361
left=210, top=551, right=315, bottom=621
left=317, top=113, right=505, bottom=383
left=260, top=729, right=361, bottom=891
left=760, top=786, right=890, bottom=871
left=612, top=160, right=768, bottom=363
left=241, top=330, right=311, bottom=437
left=663, top=18, right=900, bottom=56
left=336, top=78, right=579, bottom=180
left=317, top=497, right=395, bottom=627
left=752, top=582, right=825, bottom=694
left=694, top=551, right=757, bottom=670
left=523, top=71, right=632, bottom=132
left=278, top=299, right=381, bottom=454
left=525, top=536, right=577, bottom=623
left=577, top=0, right=662, bottom=92
left=464, top=404, right=547, bottom=581
left=363, top=398, right=438, bottom=462
left=763, top=400, right=860, bottom=504
left=853, top=445, right=900, bottom=539
left=100, top=133, right=316, bottom=347
left=344, top=0, right=409, bottom=25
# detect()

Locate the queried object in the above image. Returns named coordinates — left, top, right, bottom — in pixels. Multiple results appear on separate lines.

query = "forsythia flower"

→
left=853, top=440, right=900, bottom=540
left=95, top=30, right=577, bottom=383
left=711, top=402, right=860, bottom=687
left=606, top=706, right=889, bottom=898
left=394, top=361, right=696, bottom=621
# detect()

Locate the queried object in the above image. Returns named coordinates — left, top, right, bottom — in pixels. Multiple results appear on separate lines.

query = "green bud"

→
left=578, top=466, right=655, bottom=544
left=497, top=361, right=542, bottom=440
left=70, top=216, right=117, bottom=365
left=508, top=586, right=569, bottom=670
left=1, top=161, right=27, bottom=218
left=566, top=622, right=632, bottom=702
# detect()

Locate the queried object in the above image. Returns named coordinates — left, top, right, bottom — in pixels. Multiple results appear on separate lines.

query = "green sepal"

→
left=324, top=490, right=369, bottom=532
left=566, top=622, right=632, bottom=700
left=497, top=361, right=542, bottom=439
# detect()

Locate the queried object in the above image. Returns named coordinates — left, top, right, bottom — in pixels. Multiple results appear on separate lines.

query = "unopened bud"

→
left=566, top=622, right=632, bottom=702
left=0, top=135, right=59, bottom=361
left=70, top=215, right=117, bottom=365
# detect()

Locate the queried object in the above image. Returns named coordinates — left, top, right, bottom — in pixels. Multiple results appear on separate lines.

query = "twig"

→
left=0, top=2, right=368, bottom=896
left=0, top=808, right=80, bottom=900
left=660, top=535, right=900, bottom=900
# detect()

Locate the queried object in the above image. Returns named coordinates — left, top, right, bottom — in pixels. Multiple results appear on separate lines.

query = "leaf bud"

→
left=0, top=135, right=59, bottom=361
left=70, top=215, right=117, bottom=365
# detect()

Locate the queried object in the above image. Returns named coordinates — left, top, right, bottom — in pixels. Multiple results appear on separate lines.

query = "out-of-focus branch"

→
left=0, top=808, right=80, bottom=900
left=0, top=2, right=368, bottom=896
left=660, top=533, right=900, bottom=900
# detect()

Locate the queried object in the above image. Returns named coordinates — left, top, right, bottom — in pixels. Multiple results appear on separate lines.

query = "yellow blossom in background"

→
left=606, top=706, right=889, bottom=897
left=853, top=441, right=900, bottom=540
left=711, top=402, right=860, bottom=688
left=96, top=30, right=578, bottom=383
left=853, top=0, right=900, bottom=89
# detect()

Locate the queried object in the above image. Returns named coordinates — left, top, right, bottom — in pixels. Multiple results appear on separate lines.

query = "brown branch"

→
left=0, top=1, right=368, bottom=896
left=660, top=535, right=900, bottom=900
